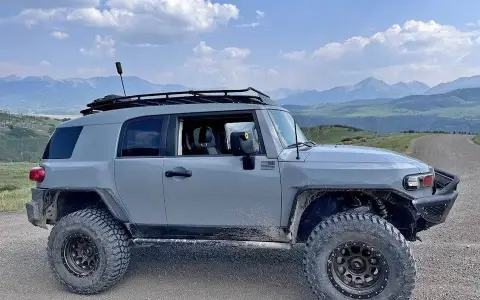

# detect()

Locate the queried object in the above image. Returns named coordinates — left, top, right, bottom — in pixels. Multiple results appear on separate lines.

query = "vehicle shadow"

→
left=115, top=244, right=317, bottom=300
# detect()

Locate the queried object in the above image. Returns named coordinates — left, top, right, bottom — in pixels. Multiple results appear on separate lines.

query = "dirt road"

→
left=0, top=134, right=479, bottom=300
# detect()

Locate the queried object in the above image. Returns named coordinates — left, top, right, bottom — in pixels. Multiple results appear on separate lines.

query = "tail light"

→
left=403, top=172, right=434, bottom=190
left=29, top=167, right=46, bottom=182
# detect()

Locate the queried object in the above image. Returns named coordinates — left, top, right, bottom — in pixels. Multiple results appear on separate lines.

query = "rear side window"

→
left=42, top=126, right=83, bottom=159
left=118, top=116, right=167, bottom=157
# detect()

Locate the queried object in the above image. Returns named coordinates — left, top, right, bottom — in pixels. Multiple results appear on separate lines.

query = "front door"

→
left=162, top=111, right=282, bottom=239
left=163, top=155, right=282, bottom=227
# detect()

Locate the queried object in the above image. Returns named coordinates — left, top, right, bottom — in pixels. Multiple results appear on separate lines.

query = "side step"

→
left=132, top=238, right=292, bottom=250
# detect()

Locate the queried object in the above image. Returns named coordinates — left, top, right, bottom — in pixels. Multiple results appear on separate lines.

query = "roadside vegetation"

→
left=0, top=163, right=37, bottom=211
left=473, top=135, right=480, bottom=145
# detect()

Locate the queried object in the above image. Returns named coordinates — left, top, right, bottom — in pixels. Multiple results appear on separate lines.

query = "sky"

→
left=1, top=0, right=480, bottom=91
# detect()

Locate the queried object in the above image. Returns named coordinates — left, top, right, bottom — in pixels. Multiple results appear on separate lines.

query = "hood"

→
left=302, top=144, right=430, bottom=170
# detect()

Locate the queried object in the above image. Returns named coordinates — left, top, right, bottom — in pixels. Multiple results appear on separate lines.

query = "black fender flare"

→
left=47, top=187, right=130, bottom=223
left=286, top=185, right=413, bottom=244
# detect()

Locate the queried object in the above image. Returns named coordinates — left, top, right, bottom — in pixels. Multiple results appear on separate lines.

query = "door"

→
left=114, top=115, right=169, bottom=225
left=163, top=155, right=282, bottom=227
left=162, top=113, right=282, bottom=229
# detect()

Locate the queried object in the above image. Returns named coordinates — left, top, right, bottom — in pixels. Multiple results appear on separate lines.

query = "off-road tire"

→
left=303, top=212, right=416, bottom=300
left=47, top=208, right=131, bottom=294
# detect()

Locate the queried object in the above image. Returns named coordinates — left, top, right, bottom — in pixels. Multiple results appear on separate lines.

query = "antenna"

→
left=294, top=118, right=300, bottom=160
left=115, top=62, right=127, bottom=97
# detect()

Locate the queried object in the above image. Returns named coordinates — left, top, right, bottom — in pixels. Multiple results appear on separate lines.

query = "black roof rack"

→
left=80, top=87, right=275, bottom=115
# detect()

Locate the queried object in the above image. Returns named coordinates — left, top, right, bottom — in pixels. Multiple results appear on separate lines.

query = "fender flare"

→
left=286, top=185, right=413, bottom=244
left=47, top=187, right=130, bottom=223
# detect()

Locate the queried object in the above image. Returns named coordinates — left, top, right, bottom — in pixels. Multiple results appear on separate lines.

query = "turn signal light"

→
left=403, top=173, right=434, bottom=190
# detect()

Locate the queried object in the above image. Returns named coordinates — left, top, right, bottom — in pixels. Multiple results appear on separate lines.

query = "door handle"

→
left=165, top=169, right=192, bottom=178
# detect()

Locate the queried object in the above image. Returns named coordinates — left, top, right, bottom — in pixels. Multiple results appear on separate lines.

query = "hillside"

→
left=0, top=111, right=61, bottom=162
left=302, top=125, right=424, bottom=153
left=287, top=88, right=480, bottom=133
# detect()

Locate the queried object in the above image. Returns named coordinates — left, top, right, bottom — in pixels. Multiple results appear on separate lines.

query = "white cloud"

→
left=256, top=10, right=265, bottom=19
left=51, top=30, right=69, bottom=39
left=234, top=9, right=264, bottom=28
left=465, top=21, right=480, bottom=27
left=154, top=41, right=276, bottom=89
left=80, top=35, right=116, bottom=57
left=4, top=0, right=240, bottom=44
left=274, top=20, right=480, bottom=89
left=39, top=60, right=51, bottom=66
left=281, top=50, right=306, bottom=61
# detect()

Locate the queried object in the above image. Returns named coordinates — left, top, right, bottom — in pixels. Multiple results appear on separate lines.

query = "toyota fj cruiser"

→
left=26, top=87, right=459, bottom=299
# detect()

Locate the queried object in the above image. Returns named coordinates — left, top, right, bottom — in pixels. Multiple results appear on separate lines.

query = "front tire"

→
left=47, top=208, right=131, bottom=294
left=303, top=212, right=416, bottom=300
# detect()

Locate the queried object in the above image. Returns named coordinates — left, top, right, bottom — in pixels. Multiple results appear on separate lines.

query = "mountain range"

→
left=0, top=75, right=187, bottom=114
left=2, top=74, right=480, bottom=133
left=277, top=77, right=431, bottom=105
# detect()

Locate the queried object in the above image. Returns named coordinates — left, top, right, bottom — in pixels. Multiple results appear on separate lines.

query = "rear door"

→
left=114, top=115, right=169, bottom=225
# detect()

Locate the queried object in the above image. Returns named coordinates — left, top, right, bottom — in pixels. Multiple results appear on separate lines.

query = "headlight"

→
left=403, top=172, right=435, bottom=190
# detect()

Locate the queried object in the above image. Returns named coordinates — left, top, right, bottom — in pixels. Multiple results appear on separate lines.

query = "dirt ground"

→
left=0, top=134, right=478, bottom=300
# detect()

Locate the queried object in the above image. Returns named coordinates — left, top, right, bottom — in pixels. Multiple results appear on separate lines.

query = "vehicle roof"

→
left=59, top=102, right=287, bottom=128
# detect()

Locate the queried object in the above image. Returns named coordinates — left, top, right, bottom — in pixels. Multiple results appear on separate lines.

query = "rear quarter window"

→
left=118, top=116, right=167, bottom=157
left=42, top=126, right=83, bottom=159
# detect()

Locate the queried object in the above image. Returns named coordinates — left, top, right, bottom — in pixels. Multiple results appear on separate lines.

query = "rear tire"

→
left=303, top=212, right=416, bottom=300
left=47, top=208, right=131, bottom=294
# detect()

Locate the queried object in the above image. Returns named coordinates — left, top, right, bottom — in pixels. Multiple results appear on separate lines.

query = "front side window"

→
left=178, top=112, right=264, bottom=156
left=267, top=109, right=308, bottom=147
left=119, top=117, right=166, bottom=157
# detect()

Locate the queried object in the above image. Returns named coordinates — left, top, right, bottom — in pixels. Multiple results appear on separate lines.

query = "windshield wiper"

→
left=286, top=141, right=315, bottom=148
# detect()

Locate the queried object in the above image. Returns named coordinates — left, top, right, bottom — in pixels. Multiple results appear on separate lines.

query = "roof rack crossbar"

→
left=81, top=87, right=274, bottom=115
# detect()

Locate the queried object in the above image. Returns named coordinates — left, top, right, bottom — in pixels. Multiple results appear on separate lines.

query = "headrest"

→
left=198, top=127, right=214, bottom=144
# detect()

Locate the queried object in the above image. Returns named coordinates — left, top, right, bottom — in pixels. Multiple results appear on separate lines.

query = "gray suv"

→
left=26, top=87, right=459, bottom=300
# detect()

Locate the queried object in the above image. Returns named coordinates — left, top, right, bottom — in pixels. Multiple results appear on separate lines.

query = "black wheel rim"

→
left=61, top=233, right=100, bottom=277
left=326, top=241, right=389, bottom=299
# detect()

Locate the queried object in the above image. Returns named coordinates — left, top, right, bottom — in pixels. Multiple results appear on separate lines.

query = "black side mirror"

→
left=230, top=131, right=255, bottom=170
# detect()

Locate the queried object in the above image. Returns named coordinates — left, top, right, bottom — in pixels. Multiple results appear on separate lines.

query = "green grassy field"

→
left=0, top=163, right=37, bottom=211
left=303, top=125, right=424, bottom=153
left=0, top=125, right=426, bottom=212
left=473, top=135, right=480, bottom=145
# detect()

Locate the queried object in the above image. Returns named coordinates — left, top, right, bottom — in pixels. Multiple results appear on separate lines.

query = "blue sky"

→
left=1, top=0, right=480, bottom=90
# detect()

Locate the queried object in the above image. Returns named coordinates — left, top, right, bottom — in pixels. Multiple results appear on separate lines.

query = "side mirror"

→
left=230, top=131, right=255, bottom=170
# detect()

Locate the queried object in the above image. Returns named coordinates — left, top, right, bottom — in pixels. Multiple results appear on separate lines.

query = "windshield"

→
left=267, top=109, right=309, bottom=148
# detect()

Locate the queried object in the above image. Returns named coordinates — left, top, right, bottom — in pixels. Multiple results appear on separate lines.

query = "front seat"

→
left=197, top=126, right=220, bottom=155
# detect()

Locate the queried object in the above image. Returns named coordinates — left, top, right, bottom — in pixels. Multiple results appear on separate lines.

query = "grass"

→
left=0, top=163, right=37, bottom=211
left=0, top=125, right=426, bottom=212
left=473, top=135, right=480, bottom=145
left=303, top=125, right=424, bottom=153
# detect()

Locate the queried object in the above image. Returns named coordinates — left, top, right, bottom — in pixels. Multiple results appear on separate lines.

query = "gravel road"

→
left=0, top=134, right=479, bottom=300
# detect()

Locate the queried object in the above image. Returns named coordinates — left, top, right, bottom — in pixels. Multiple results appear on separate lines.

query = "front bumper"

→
left=412, top=169, right=459, bottom=224
left=25, top=188, right=50, bottom=229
